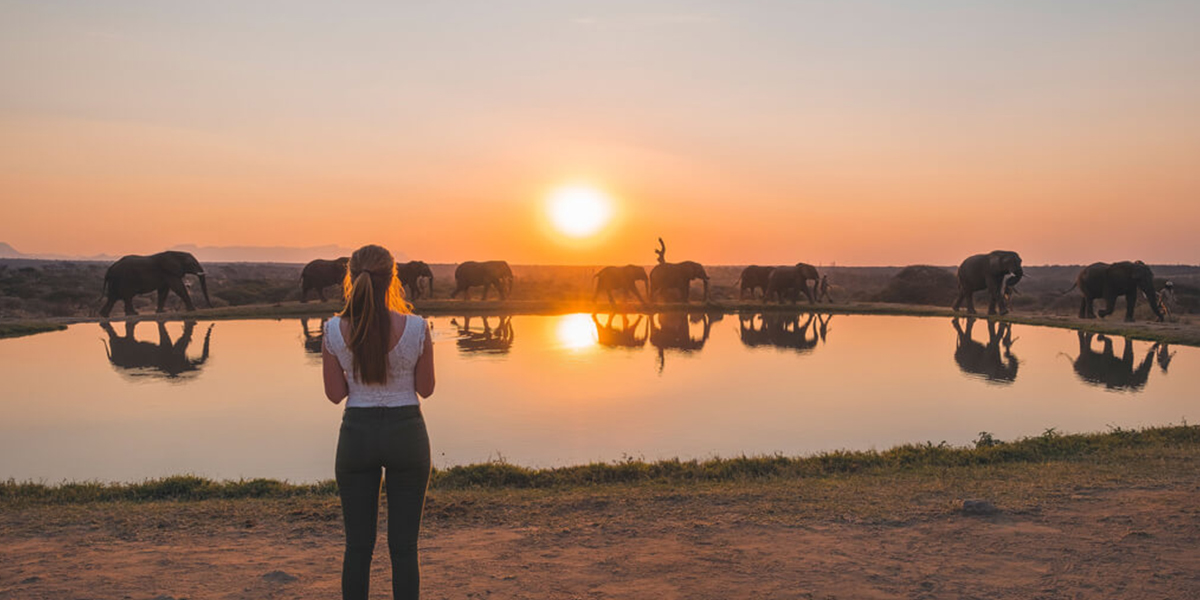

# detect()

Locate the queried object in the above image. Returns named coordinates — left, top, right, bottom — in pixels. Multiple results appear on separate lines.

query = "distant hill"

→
left=169, top=244, right=385, bottom=263
left=0, top=242, right=22, bottom=259
left=0, top=243, right=378, bottom=263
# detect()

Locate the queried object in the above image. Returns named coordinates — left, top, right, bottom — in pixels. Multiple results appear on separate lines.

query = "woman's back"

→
left=325, top=312, right=426, bottom=407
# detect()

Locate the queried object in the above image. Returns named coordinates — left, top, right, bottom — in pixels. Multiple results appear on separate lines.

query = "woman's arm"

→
left=323, top=339, right=349, bottom=403
left=414, top=324, right=436, bottom=398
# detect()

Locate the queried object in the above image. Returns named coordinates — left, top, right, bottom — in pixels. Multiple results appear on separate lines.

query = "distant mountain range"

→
left=0, top=242, right=372, bottom=263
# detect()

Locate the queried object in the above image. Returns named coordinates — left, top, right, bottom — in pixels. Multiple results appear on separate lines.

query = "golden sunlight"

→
left=555, top=313, right=598, bottom=350
left=546, top=185, right=613, bottom=238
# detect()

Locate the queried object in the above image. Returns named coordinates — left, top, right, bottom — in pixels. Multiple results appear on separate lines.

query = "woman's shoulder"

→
left=394, top=311, right=423, bottom=326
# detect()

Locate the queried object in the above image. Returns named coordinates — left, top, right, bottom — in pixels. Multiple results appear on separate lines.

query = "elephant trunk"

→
left=1005, top=267, right=1024, bottom=290
left=1143, top=280, right=1164, bottom=321
left=198, top=273, right=212, bottom=308
left=702, top=278, right=710, bottom=303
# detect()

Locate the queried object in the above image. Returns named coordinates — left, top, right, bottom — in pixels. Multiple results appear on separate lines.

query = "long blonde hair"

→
left=339, top=245, right=412, bottom=385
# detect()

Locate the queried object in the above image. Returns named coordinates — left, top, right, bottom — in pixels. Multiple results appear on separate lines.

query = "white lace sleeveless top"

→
left=324, top=313, right=427, bottom=407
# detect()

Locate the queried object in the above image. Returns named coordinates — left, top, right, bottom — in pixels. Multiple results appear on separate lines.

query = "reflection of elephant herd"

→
left=951, top=316, right=1174, bottom=391
left=95, top=313, right=1174, bottom=392
left=97, top=245, right=1172, bottom=327
left=100, top=320, right=213, bottom=380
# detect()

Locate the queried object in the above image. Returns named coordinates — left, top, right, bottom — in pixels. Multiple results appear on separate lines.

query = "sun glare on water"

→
left=556, top=313, right=598, bottom=350
left=547, top=185, right=613, bottom=238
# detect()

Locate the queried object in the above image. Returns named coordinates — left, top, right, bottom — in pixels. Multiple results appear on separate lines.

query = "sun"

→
left=547, top=185, right=613, bottom=238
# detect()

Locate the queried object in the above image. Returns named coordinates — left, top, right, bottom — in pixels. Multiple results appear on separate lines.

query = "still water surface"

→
left=0, top=313, right=1192, bottom=483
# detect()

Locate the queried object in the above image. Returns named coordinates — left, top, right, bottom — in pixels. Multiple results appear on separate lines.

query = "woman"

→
left=322, top=244, right=436, bottom=600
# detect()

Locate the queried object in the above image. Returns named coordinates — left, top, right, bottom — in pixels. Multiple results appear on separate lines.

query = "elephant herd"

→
left=96, top=246, right=1173, bottom=325
left=593, top=238, right=831, bottom=306
left=951, top=249, right=1170, bottom=323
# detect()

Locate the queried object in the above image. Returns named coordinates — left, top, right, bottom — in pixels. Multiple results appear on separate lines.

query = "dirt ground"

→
left=3, top=452, right=1199, bottom=600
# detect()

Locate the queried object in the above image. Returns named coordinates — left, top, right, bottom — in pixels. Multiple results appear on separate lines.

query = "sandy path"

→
left=2, top=485, right=1198, bottom=600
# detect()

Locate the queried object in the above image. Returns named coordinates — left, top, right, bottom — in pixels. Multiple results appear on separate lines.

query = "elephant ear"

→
left=989, top=254, right=1001, bottom=272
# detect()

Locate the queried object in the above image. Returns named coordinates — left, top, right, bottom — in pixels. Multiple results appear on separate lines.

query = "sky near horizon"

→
left=2, top=1, right=1199, bottom=265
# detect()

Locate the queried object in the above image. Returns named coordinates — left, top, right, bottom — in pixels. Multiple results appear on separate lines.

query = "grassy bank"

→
left=4, top=424, right=1195, bottom=506
left=0, top=321, right=66, bottom=339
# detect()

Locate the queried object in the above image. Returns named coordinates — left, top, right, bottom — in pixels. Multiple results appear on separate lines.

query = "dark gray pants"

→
left=336, top=406, right=431, bottom=600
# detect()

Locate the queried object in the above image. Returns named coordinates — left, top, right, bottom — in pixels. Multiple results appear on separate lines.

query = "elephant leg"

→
left=100, top=297, right=117, bottom=318
left=1124, top=291, right=1137, bottom=322
left=156, top=286, right=169, bottom=313
left=1079, top=297, right=1088, bottom=319
left=169, top=280, right=195, bottom=311
left=300, top=287, right=309, bottom=303
left=952, top=290, right=962, bottom=312
left=963, top=290, right=976, bottom=314
left=803, top=282, right=816, bottom=304
left=607, top=290, right=616, bottom=305
left=480, top=285, right=489, bottom=301
left=1098, top=293, right=1116, bottom=318
left=124, top=294, right=138, bottom=316
left=984, top=279, right=1000, bottom=315
left=682, top=285, right=691, bottom=304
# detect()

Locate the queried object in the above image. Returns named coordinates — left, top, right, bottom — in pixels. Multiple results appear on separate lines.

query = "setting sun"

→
left=546, top=185, right=613, bottom=238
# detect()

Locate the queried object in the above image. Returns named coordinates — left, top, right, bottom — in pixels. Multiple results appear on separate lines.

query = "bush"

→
left=875, top=265, right=958, bottom=306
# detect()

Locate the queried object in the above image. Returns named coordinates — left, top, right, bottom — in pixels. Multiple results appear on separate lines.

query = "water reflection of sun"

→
left=556, top=313, right=598, bottom=350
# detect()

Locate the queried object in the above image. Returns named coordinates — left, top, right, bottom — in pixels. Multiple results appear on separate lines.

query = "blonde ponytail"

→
left=339, top=245, right=412, bottom=385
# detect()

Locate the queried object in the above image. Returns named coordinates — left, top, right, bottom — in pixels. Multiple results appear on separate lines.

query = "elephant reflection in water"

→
left=649, top=311, right=722, bottom=373
left=738, top=312, right=831, bottom=353
left=1156, top=343, right=1175, bottom=374
left=592, top=313, right=647, bottom=348
left=301, top=317, right=328, bottom=358
left=1069, top=331, right=1165, bottom=391
left=100, top=320, right=213, bottom=380
left=952, top=317, right=1019, bottom=384
left=451, top=315, right=514, bottom=354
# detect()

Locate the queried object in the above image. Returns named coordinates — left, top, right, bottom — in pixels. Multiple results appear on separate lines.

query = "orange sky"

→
left=2, top=2, right=1199, bottom=265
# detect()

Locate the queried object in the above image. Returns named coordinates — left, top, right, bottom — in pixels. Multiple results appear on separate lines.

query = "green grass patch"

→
left=3, top=425, right=1196, bottom=505
left=0, top=321, right=67, bottom=339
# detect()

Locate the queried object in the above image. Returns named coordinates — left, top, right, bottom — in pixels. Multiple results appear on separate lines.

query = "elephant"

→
left=764, top=263, right=820, bottom=304
left=451, top=315, right=514, bottom=354
left=648, top=239, right=709, bottom=304
left=738, top=312, right=827, bottom=353
left=1069, top=331, right=1159, bottom=391
left=451, top=260, right=513, bottom=301
left=300, top=257, right=349, bottom=303
left=592, top=313, right=648, bottom=348
left=593, top=265, right=648, bottom=304
left=1070, top=261, right=1163, bottom=322
left=648, top=311, right=722, bottom=373
left=100, top=320, right=213, bottom=380
left=951, top=317, right=1018, bottom=384
left=952, top=250, right=1023, bottom=316
left=736, top=265, right=775, bottom=300
left=100, top=251, right=211, bottom=318
left=397, top=260, right=434, bottom=299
